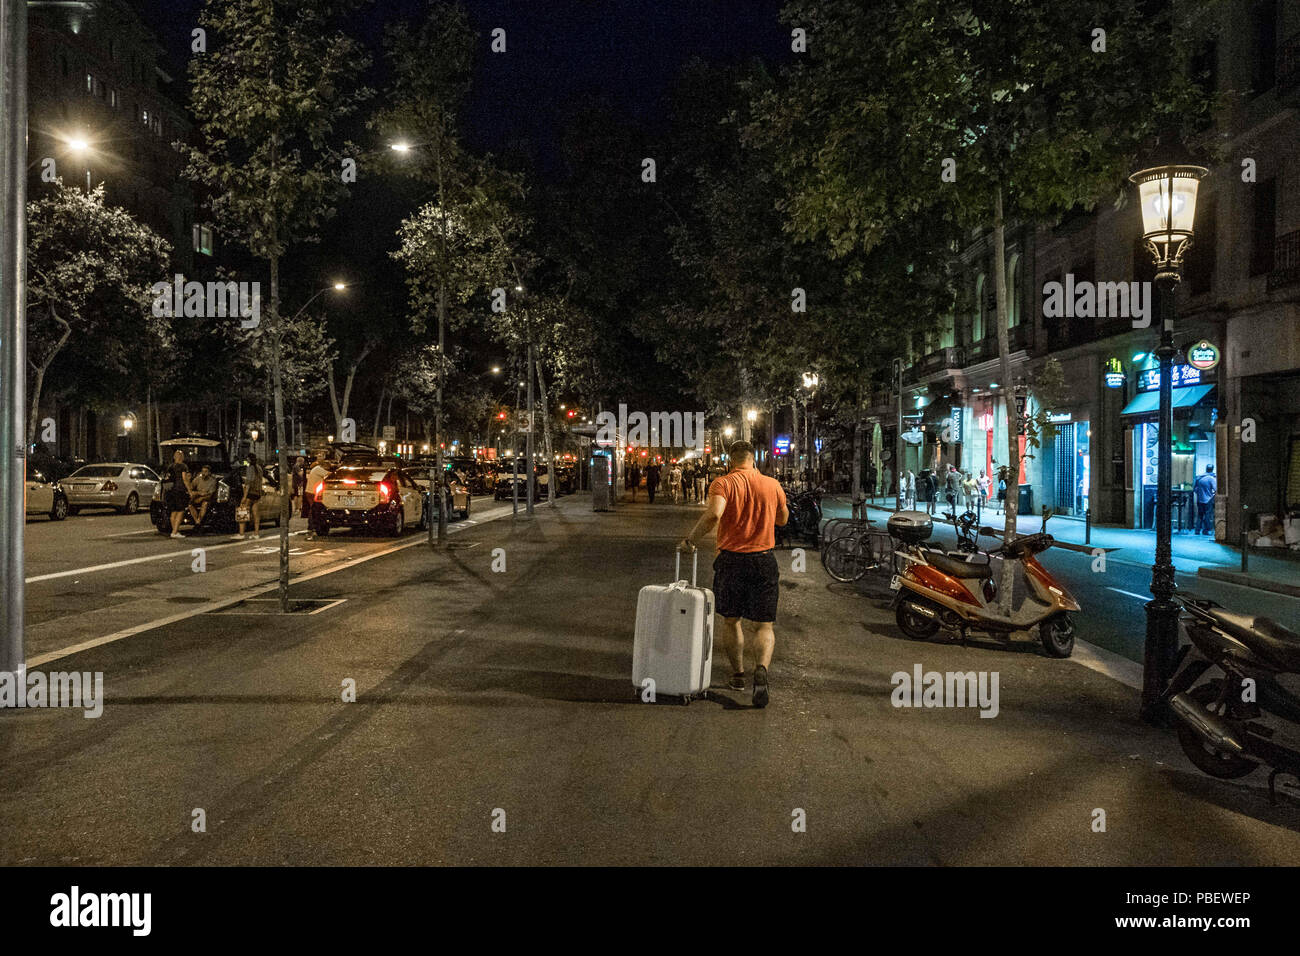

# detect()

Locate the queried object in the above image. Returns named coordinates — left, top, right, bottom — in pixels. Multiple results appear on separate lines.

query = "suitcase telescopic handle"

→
left=674, top=549, right=698, bottom=587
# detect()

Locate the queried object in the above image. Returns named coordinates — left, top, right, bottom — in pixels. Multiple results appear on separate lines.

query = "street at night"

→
left=0, top=0, right=1298, bottom=940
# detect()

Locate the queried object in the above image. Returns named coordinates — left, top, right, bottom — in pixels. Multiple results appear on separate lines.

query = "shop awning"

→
left=1120, top=384, right=1214, bottom=416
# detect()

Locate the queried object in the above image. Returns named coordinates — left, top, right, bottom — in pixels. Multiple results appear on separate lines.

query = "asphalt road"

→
left=20, top=496, right=498, bottom=664
left=4, top=493, right=1300, bottom=865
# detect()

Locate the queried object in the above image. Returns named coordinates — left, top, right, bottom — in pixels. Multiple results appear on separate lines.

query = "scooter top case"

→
left=887, top=510, right=933, bottom=544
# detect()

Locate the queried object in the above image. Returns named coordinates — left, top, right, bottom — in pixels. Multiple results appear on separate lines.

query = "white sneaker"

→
left=170, top=532, right=183, bottom=539
left=230, top=533, right=244, bottom=540
left=251, top=534, right=260, bottom=540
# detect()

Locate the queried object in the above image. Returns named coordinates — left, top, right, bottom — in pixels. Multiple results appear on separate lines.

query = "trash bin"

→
left=1018, top=485, right=1033, bottom=516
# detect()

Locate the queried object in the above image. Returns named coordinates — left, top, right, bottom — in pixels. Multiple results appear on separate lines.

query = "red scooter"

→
left=886, top=511, right=1080, bottom=657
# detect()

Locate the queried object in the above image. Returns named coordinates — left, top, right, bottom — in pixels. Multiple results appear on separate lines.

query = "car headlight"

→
left=216, top=480, right=230, bottom=503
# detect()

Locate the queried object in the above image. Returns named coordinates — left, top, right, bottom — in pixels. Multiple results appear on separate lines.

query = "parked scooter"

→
left=1159, top=595, right=1300, bottom=803
left=887, top=510, right=1079, bottom=657
left=776, top=484, right=823, bottom=547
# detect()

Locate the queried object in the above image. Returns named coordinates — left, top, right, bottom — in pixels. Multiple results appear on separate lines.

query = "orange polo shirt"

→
left=709, top=467, right=787, bottom=553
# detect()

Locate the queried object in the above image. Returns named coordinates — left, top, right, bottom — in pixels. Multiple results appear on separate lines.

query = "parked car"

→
left=553, top=463, right=578, bottom=495
left=448, top=456, right=491, bottom=496
left=25, top=465, right=68, bottom=521
left=409, top=457, right=471, bottom=519
left=62, top=462, right=161, bottom=515
left=149, top=434, right=286, bottom=534
left=310, top=463, right=428, bottom=536
left=493, top=459, right=549, bottom=501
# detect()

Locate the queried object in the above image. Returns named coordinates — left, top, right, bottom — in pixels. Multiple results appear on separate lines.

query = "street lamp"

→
left=66, top=136, right=92, bottom=190
left=1130, top=162, right=1207, bottom=725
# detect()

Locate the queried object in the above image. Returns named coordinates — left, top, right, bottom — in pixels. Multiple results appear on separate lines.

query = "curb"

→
left=1196, top=565, right=1300, bottom=599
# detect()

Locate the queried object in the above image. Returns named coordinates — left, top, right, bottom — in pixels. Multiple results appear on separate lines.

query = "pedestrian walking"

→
left=996, top=467, right=1008, bottom=516
left=165, top=449, right=192, bottom=539
left=681, top=462, right=695, bottom=502
left=646, top=463, right=661, bottom=503
left=233, top=452, right=265, bottom=540
left=669, top=462, right=683, bottom=503
left=921, top=470, right=937, bottom=515
left=290, top=456, right=308, bottom=528
left=1193, top=464, right=1217, bottom=535
left=882, top=464, right=892, bottom=503
left=962, top=471, right=977, bottom=511
left=977, top=470, right=991, bottom=504
left=944, top=464, right=961, bottom=515
left=903, top=469, right=916, bottom=509
left=678, top=441, right=788, bottom=709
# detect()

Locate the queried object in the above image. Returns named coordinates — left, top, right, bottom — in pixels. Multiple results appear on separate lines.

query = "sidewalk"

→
left=827, top=495, right=1300, bottom=598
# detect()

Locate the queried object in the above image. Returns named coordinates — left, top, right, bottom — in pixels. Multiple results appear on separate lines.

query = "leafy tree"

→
left=25, top=182, right=171, bottom=448
left=183, top=0, right=371, bottom=608
left=754, top=0, right=1216, bottom=606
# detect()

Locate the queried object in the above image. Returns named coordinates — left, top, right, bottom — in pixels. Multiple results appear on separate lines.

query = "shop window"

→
left=1286, top=436, right=1300, bottom=511
left=1250, top=178, right=1276, bottom=277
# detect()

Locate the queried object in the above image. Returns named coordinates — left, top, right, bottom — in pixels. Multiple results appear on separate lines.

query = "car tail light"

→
left=102, top=481, right=117, bottom=491
left=314, top=482, right=325, bottom=502
left=377, top=482, right=391, bottom=502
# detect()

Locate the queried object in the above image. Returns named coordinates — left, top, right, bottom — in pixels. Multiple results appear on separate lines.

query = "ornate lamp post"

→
left=1129, top=163, right=1207, bottom=724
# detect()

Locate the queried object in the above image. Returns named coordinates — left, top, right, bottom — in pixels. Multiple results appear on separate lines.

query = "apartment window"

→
left=1007, top=254, right=1023, bottom=328
left=973, top=274, right=986, bottom=342
left=1071, top=259, right=1095, bottom=342
left=141, top=108, right=149, bottom=126
left=110, top=88, right=119, bottom=109
left=85, top=72, right=92, bottom=93
left=1250, top=178, right=1276, bottom=277
left=1251, top=0, right=1277, bottom=94
left=193, top=224, right=214, bottom=257
left=1186, top=198, right=1216, bottom=295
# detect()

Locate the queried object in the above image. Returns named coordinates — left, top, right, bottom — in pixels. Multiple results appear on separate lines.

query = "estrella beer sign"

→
left=1104, top=357, right=1124, bottom=389
left=1187, top=340, right=1220, bottom=371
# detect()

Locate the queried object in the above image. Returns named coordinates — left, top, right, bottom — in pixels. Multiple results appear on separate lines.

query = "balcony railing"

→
left=912, top=346, right=964, bottom=376
left=1267, top=230, right=1300, bottom=292
left=1280, top=31, right=1300, bottom=92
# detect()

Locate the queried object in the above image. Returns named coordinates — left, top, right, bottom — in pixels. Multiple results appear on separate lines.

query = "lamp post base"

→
left=1140, top=590, right=1181, bottom=727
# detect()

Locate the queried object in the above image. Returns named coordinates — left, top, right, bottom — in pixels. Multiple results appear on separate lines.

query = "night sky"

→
left=133, top=0, right=791, bottom=170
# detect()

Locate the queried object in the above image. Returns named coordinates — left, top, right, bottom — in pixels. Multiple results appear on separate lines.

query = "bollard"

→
left=1085, top=508, right=1091, bottom=546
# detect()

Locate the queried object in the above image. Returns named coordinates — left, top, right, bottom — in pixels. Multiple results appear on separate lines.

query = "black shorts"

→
left=713, top=549, right=780, bottom=623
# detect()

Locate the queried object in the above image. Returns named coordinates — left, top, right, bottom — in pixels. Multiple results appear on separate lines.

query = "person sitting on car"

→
left=187, top=464, right=218, bottom=529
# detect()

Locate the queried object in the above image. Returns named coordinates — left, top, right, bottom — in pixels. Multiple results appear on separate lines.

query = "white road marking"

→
left=1070, top=639, right=1143, bottom=689
left=1106, top=587, right=1150, bottom=602
left=27, top=506, right=514, bottom=668
left=26, top=530, right=310, bottom=583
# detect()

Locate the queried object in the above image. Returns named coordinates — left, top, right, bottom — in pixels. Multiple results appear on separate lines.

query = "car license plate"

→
left=889, top=574, right=901, bottom=590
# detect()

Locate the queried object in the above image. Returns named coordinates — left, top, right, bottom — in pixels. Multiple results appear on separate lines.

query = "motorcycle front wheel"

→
left=1039, top=613, right=1075, bottom=658
left=1176, top=681, right=1258, bottom=779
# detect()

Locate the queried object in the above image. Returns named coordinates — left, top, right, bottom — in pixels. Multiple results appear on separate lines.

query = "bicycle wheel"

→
left=824, top=535, right=869, bottom=582
left=857, top=531, right=895, bottom=583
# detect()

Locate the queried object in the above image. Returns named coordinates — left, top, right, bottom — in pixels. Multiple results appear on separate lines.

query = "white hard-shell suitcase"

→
left=632, top=551, right=714, bottom=701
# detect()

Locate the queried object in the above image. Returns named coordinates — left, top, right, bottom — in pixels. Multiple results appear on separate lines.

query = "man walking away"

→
left=646, top=462, right=661, bottom=503
left=679, top=441, right=788, bottom=709
left=1193, top=464, right=1217, bottom=535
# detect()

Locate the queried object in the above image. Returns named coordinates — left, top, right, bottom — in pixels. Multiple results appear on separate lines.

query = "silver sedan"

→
left=62, top=462, right=161, bottom=515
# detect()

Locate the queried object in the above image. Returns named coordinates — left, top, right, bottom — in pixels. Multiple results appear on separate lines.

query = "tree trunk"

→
left=993, top=185, right=1020, bottom=613
left=536, top=352, right=556, bottom=507
left=26, top=307, right=71, bottom=448
left=372, top=385, right=385, bottom=445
